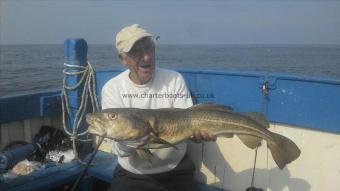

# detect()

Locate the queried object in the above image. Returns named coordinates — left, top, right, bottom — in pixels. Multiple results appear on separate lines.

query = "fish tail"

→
left=267, top=133, right=301, bottom=169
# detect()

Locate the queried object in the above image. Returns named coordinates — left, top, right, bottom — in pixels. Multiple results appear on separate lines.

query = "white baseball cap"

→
left=115, top=24, right=152, bottom=54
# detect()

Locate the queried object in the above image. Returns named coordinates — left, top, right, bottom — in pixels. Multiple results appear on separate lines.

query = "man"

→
left=101, top=24, right=216, bottom=191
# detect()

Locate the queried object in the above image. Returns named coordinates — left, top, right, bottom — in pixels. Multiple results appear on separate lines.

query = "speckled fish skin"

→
left=86, top=103, right=300, bottom=169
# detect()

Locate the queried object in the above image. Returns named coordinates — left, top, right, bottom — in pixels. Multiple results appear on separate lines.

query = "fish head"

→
left=86, top=109, right=149, bottom=141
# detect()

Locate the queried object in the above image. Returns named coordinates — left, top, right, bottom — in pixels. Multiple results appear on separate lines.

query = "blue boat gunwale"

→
left=0, top=68, right=340, bottom=133
left=97, top=67, right=340, bottom=84
left=1, top=68, right=339, bottom=134
left=0, top=90, right=61, bottom=123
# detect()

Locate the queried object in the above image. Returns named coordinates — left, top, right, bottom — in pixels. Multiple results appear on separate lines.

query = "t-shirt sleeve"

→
left=173, top=74, right=193, bottom=108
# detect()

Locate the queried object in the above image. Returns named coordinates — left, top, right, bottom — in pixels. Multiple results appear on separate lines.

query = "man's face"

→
left=121, top=37, right=155, bottom=85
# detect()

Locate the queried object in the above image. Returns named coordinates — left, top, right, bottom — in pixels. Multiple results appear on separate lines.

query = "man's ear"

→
left=119, top=54, right=128, bottom=66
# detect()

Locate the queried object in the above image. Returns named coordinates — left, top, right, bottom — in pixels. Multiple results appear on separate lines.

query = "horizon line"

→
left=1, top=43, right=340, bottom=46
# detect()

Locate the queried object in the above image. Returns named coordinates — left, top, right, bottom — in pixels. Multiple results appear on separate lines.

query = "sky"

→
left=0, top=0, right=340, bottom=45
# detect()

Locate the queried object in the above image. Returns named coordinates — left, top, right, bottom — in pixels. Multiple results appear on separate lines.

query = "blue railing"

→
left=0, top=90, right=61, bottom=123
left=2, top=69, right=339, bottom=133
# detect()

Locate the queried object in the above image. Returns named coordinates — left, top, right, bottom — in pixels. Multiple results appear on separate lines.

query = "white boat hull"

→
left=188, top=123, right=340, bottom=191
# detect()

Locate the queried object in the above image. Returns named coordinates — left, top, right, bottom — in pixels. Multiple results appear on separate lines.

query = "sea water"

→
left=0, top=44, right=339, bottom=97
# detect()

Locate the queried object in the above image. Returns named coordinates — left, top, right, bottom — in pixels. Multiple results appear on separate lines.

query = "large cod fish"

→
left=86, top=103, right=300, bottom=169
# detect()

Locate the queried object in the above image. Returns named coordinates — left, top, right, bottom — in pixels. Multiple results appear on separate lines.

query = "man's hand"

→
left=191, top=130, right=217, bottom=143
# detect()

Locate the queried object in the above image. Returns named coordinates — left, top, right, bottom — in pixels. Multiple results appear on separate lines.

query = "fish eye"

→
left=108, top=112, right=117, bottom=120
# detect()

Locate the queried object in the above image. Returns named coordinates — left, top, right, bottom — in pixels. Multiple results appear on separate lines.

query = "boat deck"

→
left=0, top=151, right=223, bottom=191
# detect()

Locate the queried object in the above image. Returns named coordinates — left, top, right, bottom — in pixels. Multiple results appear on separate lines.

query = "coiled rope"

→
left=61, top=60, right=99, bottom=162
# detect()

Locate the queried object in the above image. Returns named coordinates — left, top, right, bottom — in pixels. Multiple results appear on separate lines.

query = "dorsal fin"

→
left=157, top=108, right=183, bottom=112
left=241, top=112, right=270, bottom=128
left=189, top=103, right=233, bottom=112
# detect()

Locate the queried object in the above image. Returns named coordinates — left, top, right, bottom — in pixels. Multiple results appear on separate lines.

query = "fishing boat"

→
left=0, top=39, right=339, bottom=191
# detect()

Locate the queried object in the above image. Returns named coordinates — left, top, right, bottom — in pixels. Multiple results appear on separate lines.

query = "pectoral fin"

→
left=238, top=135, right=262, bottom=149
left=136, top=149, right=153, bottom=162
left=146, top=121, right=178, bottom=150
left=151, top=136, right=178, bottom=150
left=145, top=116, right=158, bottom=134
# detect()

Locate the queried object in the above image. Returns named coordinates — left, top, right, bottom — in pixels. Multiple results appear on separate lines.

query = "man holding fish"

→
left=101, top=24, right=217, bottom=191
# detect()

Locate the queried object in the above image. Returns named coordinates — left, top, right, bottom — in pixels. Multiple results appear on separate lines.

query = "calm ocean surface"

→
left=0, top=44, right=339, bottom=97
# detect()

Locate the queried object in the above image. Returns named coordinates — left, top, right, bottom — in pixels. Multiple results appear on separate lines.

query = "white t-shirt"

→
left=101, top=67, right=193, bottom=174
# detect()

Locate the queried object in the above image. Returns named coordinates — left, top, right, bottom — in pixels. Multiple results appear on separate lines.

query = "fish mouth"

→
left=88, top=125, right=106, bottom=137
left=86, top=114, right=95, bottom=125
left=86, top=115, right=107, bottom=136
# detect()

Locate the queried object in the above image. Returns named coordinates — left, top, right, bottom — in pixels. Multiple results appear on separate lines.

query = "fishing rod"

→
left=245, top=82, right=270, bottom=191
left=71, top=136, right=105, bottom=191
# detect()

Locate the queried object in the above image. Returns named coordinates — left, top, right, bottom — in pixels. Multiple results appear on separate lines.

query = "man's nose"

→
left=142, top=52, right=152, bottom=62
